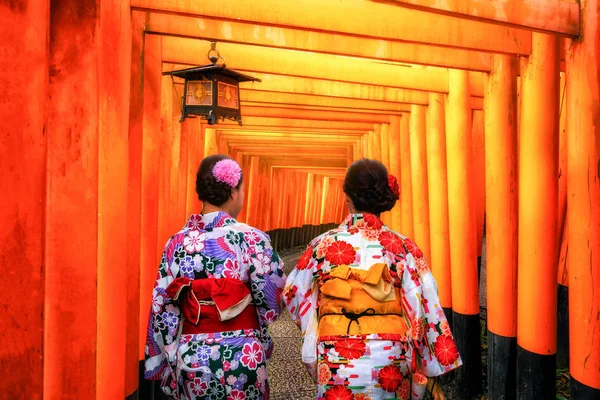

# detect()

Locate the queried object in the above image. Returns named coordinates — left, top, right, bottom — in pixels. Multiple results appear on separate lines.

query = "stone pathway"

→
left=268, top=250, right=316, bottom=400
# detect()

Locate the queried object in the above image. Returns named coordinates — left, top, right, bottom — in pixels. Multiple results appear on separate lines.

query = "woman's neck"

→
left=202, top=203, right=230, bottom=216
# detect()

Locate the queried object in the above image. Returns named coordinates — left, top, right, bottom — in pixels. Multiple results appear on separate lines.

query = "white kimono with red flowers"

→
left=283, top=214, right=462, bottom=400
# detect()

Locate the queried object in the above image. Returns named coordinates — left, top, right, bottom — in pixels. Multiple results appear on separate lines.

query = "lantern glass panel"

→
left=217, top=81, right=239, bottom=109
left=186, top=80, right=212, bottom=106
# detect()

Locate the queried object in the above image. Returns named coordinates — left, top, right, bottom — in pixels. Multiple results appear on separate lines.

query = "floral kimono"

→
left=145, top=211, right=286, bottom=400
left=283, top=213, right=462, bottom=400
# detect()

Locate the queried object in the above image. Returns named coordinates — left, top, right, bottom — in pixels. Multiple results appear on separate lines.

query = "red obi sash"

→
left=166, top=277, right=259, bottom=334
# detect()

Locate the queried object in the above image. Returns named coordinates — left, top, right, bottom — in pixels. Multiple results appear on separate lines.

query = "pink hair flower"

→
left=212, top=159, right=242, bottom=188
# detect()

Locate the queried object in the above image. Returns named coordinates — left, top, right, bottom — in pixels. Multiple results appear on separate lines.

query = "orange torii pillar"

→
left=186, top=121, right=205, bottom=216
left=126, top=11, right=146, bottom=398
left=389, top=115, right=402, bottom=232
left=400, top=113, right=414, bottom=238
left=446, top=69, right=482, bottom=399
left=204, top=128, right=218, bottom=157
left=380, top=123, right=392, bottom=225
left=517, top=32, right=560, bottom=399
left=139, top=34, right=162, bottom=400
left=485, top=55, right=519, bottom=400
left=556, top=71, right=570, bottom=369
left=362, top=133, right=370, bottom=158
left=0, top=3, right=47, bottom=397
left=410, top=105, right=431, bottom=263
left=245, top=156, right=260, bottom=227
left=320, top=177, right=331, bottom=225
left=566, top=1, right=600, bottom=396
left=471, top=109, right=486, bottom=274
left=426, top=93, right=452, bottom=320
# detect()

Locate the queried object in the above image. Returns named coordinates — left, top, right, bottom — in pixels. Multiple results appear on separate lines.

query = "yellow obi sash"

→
left=318, top=263, right=408, bottom=337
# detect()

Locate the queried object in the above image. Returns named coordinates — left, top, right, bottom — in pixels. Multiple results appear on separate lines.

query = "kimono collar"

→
left=340, top=213, right=385, bottom=230
left=185, top=211, right=237, bottom=231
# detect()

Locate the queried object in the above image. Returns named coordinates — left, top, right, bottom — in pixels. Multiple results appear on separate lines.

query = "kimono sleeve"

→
left=144, top=235, right=182, bottom=383
left=401, top=241, right=463, bottom=377
left=247, top=230, right=286, bottom=328
left=283, top=241, right=320, bottom=367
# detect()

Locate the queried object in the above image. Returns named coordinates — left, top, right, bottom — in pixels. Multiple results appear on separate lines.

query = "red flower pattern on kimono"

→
left=324, top=385, right=355, bottom=400
left=334, top=339, right=367, bottom=360
left=378, top=231, right=405, bottom=254
left=434, top=334, right=460, bottom=366
left=363, top=213, right=383, bottom=229
left=325, top=241, right=356, bottom=265
left=378, top=364, right=403, bottom=392
left=403, top=237, right=424, bottom=259
left=297, top=246, right=314, bottom=270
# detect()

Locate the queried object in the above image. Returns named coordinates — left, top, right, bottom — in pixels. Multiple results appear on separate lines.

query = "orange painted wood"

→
left=389, top=116, right=402, bottom=232
left=241, top=89, right=412, bottom=113
left=132, top=0, right=532, bottom=54
left=204, top=128, right=218, bottom=156
left=381, top=0, right=579, bottom=36
left=410, top=105, right=431, bottom=263
left=157, top=70, right=174, bottom=252
left=400, top=114, right=414, bottom=238
left=238, top=155, right=251, bottom=223
left=144, top=10, right=492, bottom=71
left=557, top=72, right=568, bottom=254
left=246, top=156, right=260, bottom=226
left=305, top=173, right=315, bottom=224
left=139, top=33, right=162, bottom=359
left=124, top=10, right=146, bottom=395
left=373, top=125, right=383, bottom=161
left=471, top=109, right=486, bottom=257
left=320, top=177, right=331, bottom=224
left=0, top=2, right=48, bottom=398
left=243, top=106, right=393, bottom=123
left=446, top=70, right=479, bottom=316
left=162, top=37, right=485, bottom=96
left=186, top=121, right=204, bottom=216
left=45, top=2, right=100, bottom=397
left=168, top=87, right=183, bottom=233
left=566, top=1, right=600, bottom=386
left=178, top=121, right=190, bottom=222
left=97, top=0, right=132, bottom=396
left=426, top=93, right=452, bottom=309
left=517, top=33, right=560, bottom=355
left=485, top=55, right=519, bottom=338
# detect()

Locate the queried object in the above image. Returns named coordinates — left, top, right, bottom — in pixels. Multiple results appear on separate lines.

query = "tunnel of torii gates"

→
left=0, top=0, right=599, bottom=399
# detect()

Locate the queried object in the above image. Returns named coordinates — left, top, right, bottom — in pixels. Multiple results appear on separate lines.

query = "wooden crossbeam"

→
left=241, top=106, right=393, bottom=123
left=142, top=10, right=492, bottom=71
left=131, top=0, right=532, bottom=54
left=241, top=102, right=410, bottom=115
left=161, top=36, right=485, bottom=95
left=240, top=89, right=412, bottom=112
left=373, top=0, right=579, bottom=37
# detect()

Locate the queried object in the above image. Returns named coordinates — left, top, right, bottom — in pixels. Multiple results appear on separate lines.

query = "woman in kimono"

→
left=145, top=155, right=286, bottom=400
left=284, top=158, right=461, bottom=400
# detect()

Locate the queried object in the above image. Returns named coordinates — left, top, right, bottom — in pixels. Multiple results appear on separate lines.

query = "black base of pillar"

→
left=125, top=388, right=139, bottom=400
left=488, top=331, right=517, bottom=400
left=571, top=376, right=600, bottom=399
left=516, top=345, right=555, bottom=399
left=556, top=283, right=570, bottom=369
left=453, top=311, right=482, bottom=399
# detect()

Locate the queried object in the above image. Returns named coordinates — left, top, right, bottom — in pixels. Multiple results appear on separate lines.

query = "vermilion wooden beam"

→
left=131, top=0, right=531, bottom=54
left=375, top=0, right=579, bottom=37
left=220, top=117, right=375, bottom=131
left=161, top=36, right=485, bottom=95
left=168, top=64, right=485, bottom=106
left=240, top=90, right=412, bottom=112
left=241, top=106, right=393, bottom=123
left=141, top=10, right=492, bottom=71
left=241, top=102, right=408, bottom=115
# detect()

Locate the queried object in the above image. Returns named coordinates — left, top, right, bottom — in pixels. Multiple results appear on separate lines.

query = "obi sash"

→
left=166, top=277, right=259, bottom=334
left=318, top=263, right=408, bottom=337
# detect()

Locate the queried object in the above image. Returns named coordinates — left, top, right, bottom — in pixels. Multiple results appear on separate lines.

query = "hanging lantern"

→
left=162, top=42, right=261, bottom=125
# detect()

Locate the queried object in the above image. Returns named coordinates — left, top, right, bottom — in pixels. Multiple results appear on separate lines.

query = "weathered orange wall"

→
left=0, top=2, right=48, bottom=398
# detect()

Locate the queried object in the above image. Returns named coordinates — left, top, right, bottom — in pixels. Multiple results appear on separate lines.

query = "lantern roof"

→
left=162, top=64, right=261, bottom=83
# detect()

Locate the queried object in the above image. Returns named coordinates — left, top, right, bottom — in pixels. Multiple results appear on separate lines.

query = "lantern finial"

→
left=207, top=41, right=223, bottom=65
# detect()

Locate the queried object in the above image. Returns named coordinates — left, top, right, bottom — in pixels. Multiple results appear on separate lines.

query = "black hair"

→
left=343, top=158, right=397, bottom=214
left=195, top=154, right=243, bottom=206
